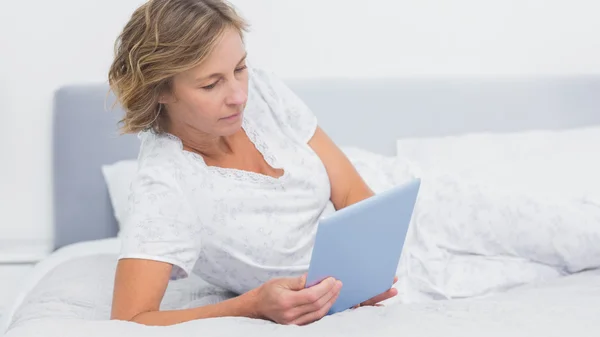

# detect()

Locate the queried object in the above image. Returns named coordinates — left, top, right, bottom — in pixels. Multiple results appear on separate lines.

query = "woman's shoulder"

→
left=248, top=67, right=292, bottom=103
left=120, top=133, right=201, bottom=279
left=132, top=130, right=193, bottom=188
left=248, top=66, right=318, bottom=143
left=248, top=66, right=279, bottom=87
left=137, top=130, right=186, bottom=164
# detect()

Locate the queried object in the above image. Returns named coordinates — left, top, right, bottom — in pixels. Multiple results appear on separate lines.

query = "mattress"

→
left=3, top=237, right=600, bottom=337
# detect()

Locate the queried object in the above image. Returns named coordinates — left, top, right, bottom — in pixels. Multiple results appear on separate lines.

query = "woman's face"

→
left=161, top=27, right=249, bottom=137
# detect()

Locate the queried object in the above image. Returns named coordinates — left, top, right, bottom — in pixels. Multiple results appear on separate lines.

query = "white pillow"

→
left=101, top=148, right=417, bottom=231
left=101, top=160, right=138, bottom=232
left=395, top=125, right=600, bottom=202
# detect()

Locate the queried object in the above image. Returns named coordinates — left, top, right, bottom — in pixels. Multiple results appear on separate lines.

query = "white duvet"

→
left=4, top=148, right=600, bottom=336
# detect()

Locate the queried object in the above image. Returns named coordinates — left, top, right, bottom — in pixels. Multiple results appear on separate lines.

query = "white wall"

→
left=1, top=0, right=599, bottom=255
left=266, top=0, right=600, bottom=78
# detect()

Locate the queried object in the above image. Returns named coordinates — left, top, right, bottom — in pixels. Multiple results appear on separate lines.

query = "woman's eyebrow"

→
left=195, top=53, right=248, bottom=83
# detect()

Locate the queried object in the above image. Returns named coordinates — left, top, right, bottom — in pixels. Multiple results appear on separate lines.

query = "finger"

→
left=292, top=284, right=342, bottom=326
left=285, top=273, right=308, bottom=290
left=363, top=287, right=398, bottom=306
left=361, top=287, right=398, bottom=306
left=291, top=277, right=337, bottom=306
left=293, top=280, right=342, bottom=316
left=352, top=277, right=399, bottom=310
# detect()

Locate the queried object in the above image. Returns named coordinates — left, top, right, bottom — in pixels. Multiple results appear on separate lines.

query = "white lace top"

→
left=119, top=68, right=336, bottom=294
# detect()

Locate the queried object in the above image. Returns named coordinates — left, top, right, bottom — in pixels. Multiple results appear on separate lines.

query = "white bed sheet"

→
left=4, top=244, right=600, bottom=337
left=6, top=149, right=600, bottom=336
left=0, top=238, right=121, bottom=333
left=5, top=196, right=600, bottom=336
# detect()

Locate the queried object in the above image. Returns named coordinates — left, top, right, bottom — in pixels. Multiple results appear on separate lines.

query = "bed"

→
left=3, top=74, right=600, bottom=336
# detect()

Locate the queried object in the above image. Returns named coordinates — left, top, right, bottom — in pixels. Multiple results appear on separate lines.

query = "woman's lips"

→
left=221, top=112, right=241, bottom=121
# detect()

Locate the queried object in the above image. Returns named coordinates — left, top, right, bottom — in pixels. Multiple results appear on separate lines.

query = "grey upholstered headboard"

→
left=53, top=76, right=600, bottom=249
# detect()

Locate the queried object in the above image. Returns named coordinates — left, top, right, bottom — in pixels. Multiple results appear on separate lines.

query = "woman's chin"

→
left=217, top=113, right=244, bottom=135
left=217, top=122, right=244, bottom=137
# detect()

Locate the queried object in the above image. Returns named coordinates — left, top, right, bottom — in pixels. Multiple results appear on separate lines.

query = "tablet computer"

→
left=305, top=178, right=421, bottom=314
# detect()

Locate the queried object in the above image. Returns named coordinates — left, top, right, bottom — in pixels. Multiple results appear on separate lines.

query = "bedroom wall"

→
left=1, top=0, right=599, bottom=256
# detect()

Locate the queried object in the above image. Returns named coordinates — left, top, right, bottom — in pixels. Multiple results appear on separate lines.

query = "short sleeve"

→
left=252, top=68, right=318, bottom=143
left=119, top=164, right=201, bottom=278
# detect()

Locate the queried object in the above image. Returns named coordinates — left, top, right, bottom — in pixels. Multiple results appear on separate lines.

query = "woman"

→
left=108, top=0, right=397, bottom=327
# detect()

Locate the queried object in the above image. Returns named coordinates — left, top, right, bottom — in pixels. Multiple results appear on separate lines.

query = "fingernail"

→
left=336, top=281, right=343, bottom=288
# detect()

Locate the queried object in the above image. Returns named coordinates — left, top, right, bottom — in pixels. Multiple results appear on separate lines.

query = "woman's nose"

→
left=226, top=81, right=247, bottom=106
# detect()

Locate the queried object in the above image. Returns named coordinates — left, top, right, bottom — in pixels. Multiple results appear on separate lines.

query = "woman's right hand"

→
left=253, top=274, right=342, bottom=325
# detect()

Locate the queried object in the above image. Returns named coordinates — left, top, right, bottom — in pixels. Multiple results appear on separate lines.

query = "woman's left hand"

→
left=352, top=276, right=399, bottom=309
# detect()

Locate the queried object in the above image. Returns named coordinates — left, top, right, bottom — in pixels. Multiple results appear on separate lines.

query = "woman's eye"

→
left=200, top=67, right=245, bottom=91
left=201, top=82, right=218, bottom=90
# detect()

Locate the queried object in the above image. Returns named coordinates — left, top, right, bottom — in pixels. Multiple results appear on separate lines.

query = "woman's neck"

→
left=168, top=124, right=240, bottom=161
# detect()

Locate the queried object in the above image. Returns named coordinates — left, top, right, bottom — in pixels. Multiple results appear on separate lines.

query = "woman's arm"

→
left=111, top=258, right=341, bottom=326
left=111, top=259, right=259, bottom=325
left=308, top=126, right=375, bottom=210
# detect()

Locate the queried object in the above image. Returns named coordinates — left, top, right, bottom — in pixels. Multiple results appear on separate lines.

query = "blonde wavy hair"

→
left=108, top=0, right=249, bottom=134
